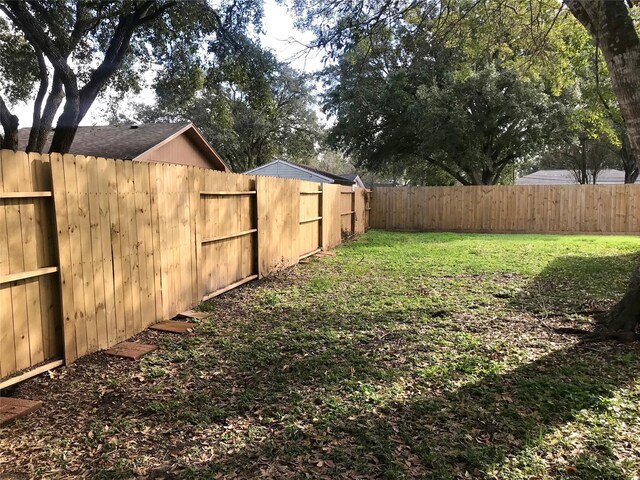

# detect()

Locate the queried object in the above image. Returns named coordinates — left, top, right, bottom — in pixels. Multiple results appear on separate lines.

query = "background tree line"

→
left=0, top=0, right=322, bottom=173
left=315, top=0, right=639, bottom=186
left=0, top=0, right=639, bottom=184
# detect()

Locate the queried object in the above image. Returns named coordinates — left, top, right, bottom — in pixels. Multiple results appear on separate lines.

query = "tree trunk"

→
left=619, top=135, right=639, bottom=184
left=602, top=264, right=640, bottom=340
left=624, top=166, right=639, bottom=184
left=0, top=96, right=19, bottom=150
left=26, top=48, right=49, bottom=152
left=48, top=95, right=80, bottom=154
left=28, top=75, right=65, bottom=152
left=566, top=0, right=640, bottom=336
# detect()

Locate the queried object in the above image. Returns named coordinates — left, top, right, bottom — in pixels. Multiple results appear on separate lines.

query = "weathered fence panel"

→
left=371, top=185, right=640, bottom=234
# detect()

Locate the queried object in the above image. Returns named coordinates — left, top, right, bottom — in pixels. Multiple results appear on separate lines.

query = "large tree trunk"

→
left=605, top=264, right=640, bottom=340
left=26, top=48, right=49, bottom=152
left=27, top=75, right=65, bottom=153
left=48, top=93, right=80, bottom=154
left=0, top=97, right=19, bottom=150
left=620, top=135, right=639, bottom=184
left=566, top=0, right=640, bottom=337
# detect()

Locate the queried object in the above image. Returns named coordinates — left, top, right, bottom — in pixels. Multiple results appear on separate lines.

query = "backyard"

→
left=2, top=231, right=640, bottom=479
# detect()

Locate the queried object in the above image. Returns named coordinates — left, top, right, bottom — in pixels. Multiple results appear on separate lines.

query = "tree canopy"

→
left=137, top=41, right=322, bottom=172
left=321, top=0, right=586, bottom=185
left=0, top=0, right=265, bottom=153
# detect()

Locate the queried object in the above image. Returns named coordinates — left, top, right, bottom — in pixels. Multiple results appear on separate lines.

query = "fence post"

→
left=319, top=183, right=324, bottom=251
left=256, top=176, right=267, bottom=278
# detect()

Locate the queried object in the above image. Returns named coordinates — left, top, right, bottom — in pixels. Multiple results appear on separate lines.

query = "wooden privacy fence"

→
left=0, top=150, right=368, bottom=385
left=371, top=185, right=640, bottom=234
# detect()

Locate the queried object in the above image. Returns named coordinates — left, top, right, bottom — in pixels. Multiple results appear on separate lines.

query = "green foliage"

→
left=297, top=0, right=640, bottom=184
left=0, top=18, right=38, bottom=104
left=0, top=0, right=266, bottom=151
left=138, top=42, right=322, bottom=172
left=324, top=4, right=570, bottom=185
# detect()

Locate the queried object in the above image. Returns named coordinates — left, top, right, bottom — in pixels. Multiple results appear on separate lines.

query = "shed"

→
left=17, top=122, right=230, bottom=171
left=245, top=159, right=359, bottom=187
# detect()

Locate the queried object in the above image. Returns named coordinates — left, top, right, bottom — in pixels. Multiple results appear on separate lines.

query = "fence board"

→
left=372, top=185, right=640, bottom=234
left=0, top=152, right=16, bottom=376
left=51, top=154, right=77, bottom=364
left=322, top=184, right=342, bottom=250
left=29, top=153, right=58, bottom=361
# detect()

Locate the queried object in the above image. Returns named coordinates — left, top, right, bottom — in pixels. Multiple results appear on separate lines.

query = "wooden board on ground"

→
left=0, top=397, right=43, bottom=425
left=104, top=342, right=157, bottom=360
left=150, top=321, right=194, bottom=334
left=176, top=310, right=212, bottom=320
left=316, top=251, right=336, bottom=257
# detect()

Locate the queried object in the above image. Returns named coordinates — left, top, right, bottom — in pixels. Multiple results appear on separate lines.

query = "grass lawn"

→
left=2, top=231, right=640, bottom=479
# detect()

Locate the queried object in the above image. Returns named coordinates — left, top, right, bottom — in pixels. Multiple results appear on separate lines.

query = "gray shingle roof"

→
left=339, top=173, right=359, bottom=182
left=246, top=160, right=357, bottom=186
left=516, top=169, right=639, bottom=185
left=286, top=161, right=355, bottom=186
left=17, top=122, right=192, bottom=159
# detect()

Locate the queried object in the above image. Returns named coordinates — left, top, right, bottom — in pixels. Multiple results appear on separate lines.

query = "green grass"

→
left=2, top=231, right=640, bottom=479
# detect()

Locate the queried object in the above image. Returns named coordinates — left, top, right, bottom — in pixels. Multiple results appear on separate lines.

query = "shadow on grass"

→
left=115, top=324, right=640, bottom=477
left=511, top=252, right=640, bottom=317
left=153, top=338, right=636, bottom=479
left=88, top=254, right=640, bottom=479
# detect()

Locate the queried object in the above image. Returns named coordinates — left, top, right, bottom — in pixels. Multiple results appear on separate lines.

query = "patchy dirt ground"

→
left=2, top=231, right=640, bottom=479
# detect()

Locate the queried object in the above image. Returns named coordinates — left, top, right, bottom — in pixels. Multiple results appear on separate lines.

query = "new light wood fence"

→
left=0, top=150, right=368, bottom=385
left=371, top=185, right=640, bottom=234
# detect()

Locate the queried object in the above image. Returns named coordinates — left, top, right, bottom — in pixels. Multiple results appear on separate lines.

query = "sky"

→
left=11, top=0, right=323, bottom=129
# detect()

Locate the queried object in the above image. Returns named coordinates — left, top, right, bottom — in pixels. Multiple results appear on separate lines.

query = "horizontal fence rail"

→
left=371, top=185, right=640, bottom=234
left=0, top=150, right=369, bottom=384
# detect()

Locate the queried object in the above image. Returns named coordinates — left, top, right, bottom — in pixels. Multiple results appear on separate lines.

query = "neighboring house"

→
left=17, top=122, right=230, bottom=171
left=245, top=159, right=362, bottom=188
left=516, top=169, right=640, bottom=185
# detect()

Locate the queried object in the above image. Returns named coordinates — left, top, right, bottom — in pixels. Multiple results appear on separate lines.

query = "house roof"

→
left=246, top=160, right=355, bottom=186
left=340, top=173, right=360, bottom=182
left=516, top=169, right=639, bottom=185
left=17, top=122, right=230, bottom=171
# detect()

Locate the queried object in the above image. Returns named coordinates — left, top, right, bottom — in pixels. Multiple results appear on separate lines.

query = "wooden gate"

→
left=199, top=170, right=258, bottom=301
left=298, top=180, right=323, bottom=260
left=1, top=151, right=63, bottom=387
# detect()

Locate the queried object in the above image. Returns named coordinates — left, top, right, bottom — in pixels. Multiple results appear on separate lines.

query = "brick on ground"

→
left=150, top=320, right=194, bottom=334
left=0, top=397, right=43, bottom=426
left=104, top=341, right=157, bottom=360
